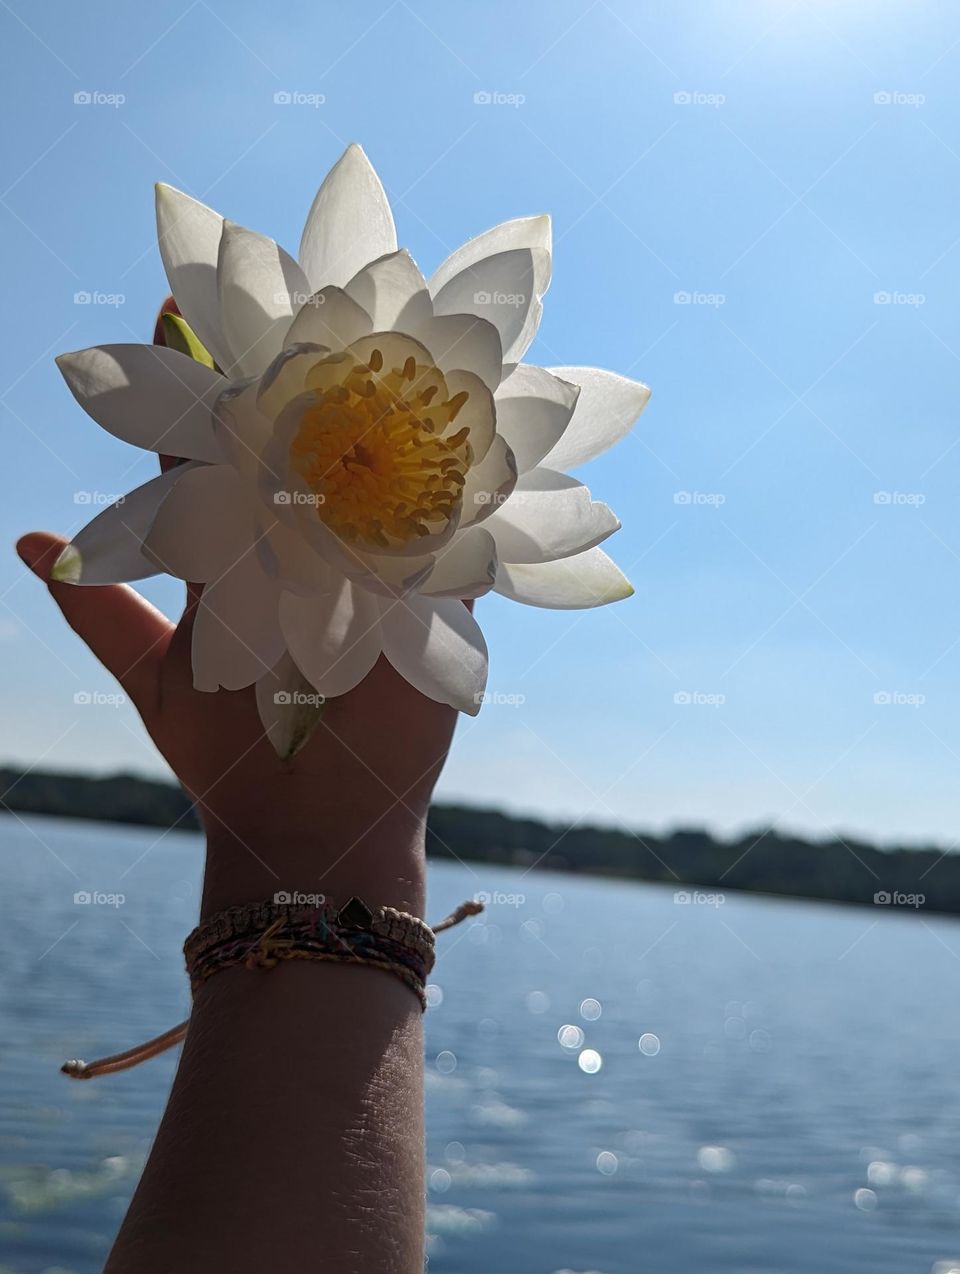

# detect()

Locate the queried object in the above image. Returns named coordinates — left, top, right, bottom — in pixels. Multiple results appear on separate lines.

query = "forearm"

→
left=105, top=816, right=428, bottom=1274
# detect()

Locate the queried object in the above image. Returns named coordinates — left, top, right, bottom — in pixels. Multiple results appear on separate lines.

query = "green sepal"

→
left=161, top=313, right=216, bottom=370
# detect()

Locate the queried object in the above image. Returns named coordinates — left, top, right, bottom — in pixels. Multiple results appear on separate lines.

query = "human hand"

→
left=16, top=531, right=462, bottom=917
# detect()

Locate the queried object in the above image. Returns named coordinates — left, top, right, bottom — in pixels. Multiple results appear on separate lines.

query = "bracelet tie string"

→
left=61, top=895, right=484, bottom=1080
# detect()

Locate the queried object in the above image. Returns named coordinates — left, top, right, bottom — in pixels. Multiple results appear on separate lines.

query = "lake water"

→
left=1, top=815, right=960, bottom=1273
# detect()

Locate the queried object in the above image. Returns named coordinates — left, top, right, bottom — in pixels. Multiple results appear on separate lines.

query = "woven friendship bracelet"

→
left=184, top=896, right=437, bottom=977
left=62, top=894, right=484, bottom=1080
left=186, top=898, right=437, bottom=1008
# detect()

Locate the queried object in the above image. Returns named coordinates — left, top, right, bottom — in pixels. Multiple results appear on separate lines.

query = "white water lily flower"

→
left=55, top=144, right=649, bottom=756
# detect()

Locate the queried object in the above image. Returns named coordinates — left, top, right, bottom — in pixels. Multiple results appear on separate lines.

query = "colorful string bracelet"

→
left=61, top=894, right=483, bottom=1080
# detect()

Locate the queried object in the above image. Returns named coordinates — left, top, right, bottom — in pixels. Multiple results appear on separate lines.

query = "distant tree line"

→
left=0, top=767, right=197, bottom=829
left=0, top=767, right=954, bottom=914
left=427, top=806, right=951, bottom=911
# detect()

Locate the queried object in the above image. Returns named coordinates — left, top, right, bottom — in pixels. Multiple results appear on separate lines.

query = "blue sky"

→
left=2, top=0, right=960, bottom=847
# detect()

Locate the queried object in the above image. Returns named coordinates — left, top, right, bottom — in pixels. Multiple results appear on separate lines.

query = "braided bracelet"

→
left=62, top=894, right=483, bottom=1080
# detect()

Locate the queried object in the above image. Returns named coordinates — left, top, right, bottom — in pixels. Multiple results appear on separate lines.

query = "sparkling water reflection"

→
left=2, top=815, right=960, bottom=1272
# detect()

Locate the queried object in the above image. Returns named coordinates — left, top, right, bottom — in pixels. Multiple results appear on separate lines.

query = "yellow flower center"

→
left=288, top=345, right=473, bottom=550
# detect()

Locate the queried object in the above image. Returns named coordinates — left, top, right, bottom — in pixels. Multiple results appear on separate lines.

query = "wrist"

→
left=199, top=802, right=428, bottom=920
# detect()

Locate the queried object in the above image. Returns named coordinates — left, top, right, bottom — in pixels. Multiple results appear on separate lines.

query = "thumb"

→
left=17, top=532, right=173, bottom=718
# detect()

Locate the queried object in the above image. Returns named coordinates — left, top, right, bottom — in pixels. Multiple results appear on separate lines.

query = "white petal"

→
left=254, top=344, right=329, bottom=422
left=295, top=515, right=434, bottom=596
left=541, top=367, right=651, bottom=470
left=142, top=463, right=257, bottom=581
left=413, top=313, right=503, bottom=390
left=432, top=247, right=545, bottom=366
left=344, top=330, right=434, bottom=374
left=430, top=216, right=552, bottom=292
left=442, top=369, right=495, bottom=463
left=214, top=380, right=276, bottom=487
left=380, top=594, right=487, bottom=713
left=494, top=548, right=633, bottom=609
left=257, top=393, right=343, bottom=536
left=344, top=249, right=432, bottom=331
left=494, top=364, right=580, bottom=474
left=279, top=579, right=382, bottom=698
left=420, top=528, right=498, bottom=599
left=283, top=287, right=372, bottom=351
left=155, top=183, right=233, bottom=372
left=52, top=463, right=203, bottom=585
left=217, top=220, right=310, bottom=379
left=430, top=217, right=552, bottom=363
left=192, top=552, right=284, bottom=691
left=459, top=435, right=518, bottom=529
left=57, top=346, right=226, bottom=462
left=484, top=468, right=620, bottom=564
left=349, top=551, right=435, bottom=598
left=255, top=651, right=327, bottom=760
left=299, top=144, right=397, bottom=289
left=257, top=521, right=339, bottom=594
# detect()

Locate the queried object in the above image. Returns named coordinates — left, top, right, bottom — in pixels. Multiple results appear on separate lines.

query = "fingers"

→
left=17, top=531, right=174, bottom=718
left=14, top=299, right=197, bottom=719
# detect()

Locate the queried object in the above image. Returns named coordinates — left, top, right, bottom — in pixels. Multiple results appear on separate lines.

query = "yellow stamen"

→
left=288, top=345, right=473, bottom=548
